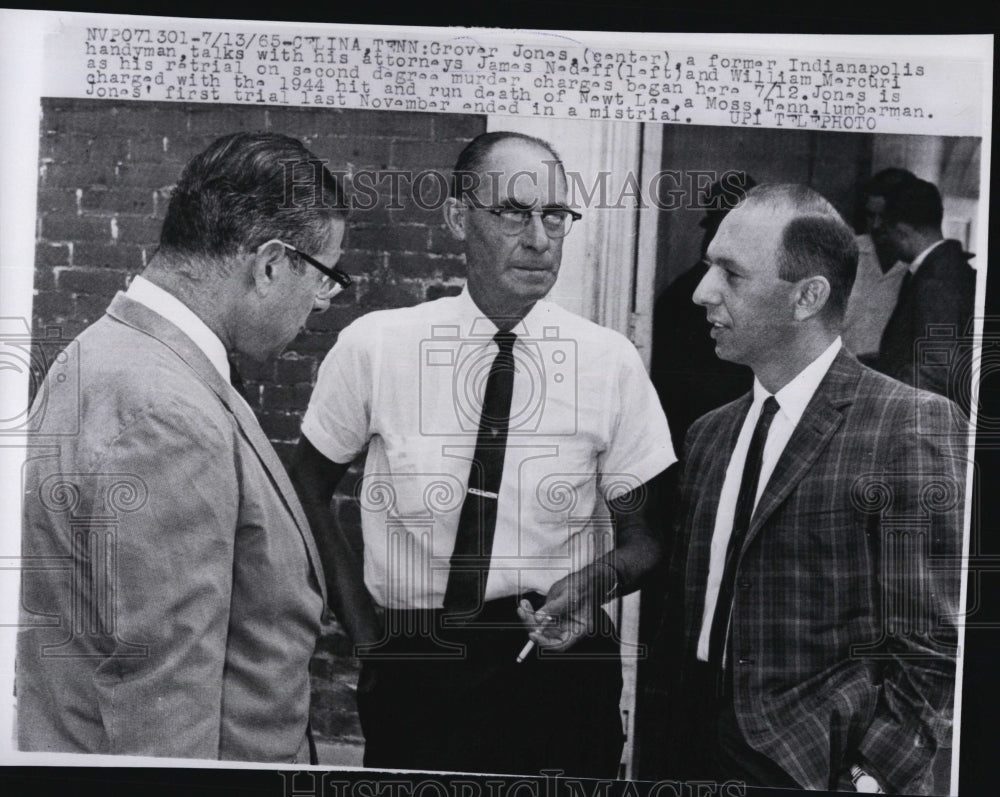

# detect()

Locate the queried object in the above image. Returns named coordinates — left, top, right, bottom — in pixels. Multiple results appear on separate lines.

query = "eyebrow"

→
left=703, top=256, right=740, bottom=270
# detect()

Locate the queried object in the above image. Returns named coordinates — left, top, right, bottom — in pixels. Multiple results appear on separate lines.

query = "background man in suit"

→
left=666, top=184, right=964, bottom=793
left=841, top=168, right=913, bottom=357
left=868, top=176, right=976, bottom=405
left=291, top=131, right=675, bottom=777
left=17, top=132, right=350, bottom=761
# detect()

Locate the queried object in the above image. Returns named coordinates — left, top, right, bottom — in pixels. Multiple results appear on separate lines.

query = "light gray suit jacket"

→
left=17, top=293, right=327, bottom=761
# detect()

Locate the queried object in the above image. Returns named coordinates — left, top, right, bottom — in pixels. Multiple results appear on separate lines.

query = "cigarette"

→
left=516, top=640, right=535, bottom=663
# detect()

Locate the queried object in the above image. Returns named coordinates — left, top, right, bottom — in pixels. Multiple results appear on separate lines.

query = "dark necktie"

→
left=228, top=355, right=249, bottom=401
left=443, top=331, right=518, bottom=616
left=708, top=395, right=780, bottom=673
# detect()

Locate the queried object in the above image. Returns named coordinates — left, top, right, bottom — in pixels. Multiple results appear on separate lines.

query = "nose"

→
left=520, top=213, right=551, bottom=252
left=692, top=264, right=720, bottom=308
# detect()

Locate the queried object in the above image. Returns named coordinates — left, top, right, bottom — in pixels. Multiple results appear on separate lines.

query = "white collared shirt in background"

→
left=696, top=337, right=844, bottom=661
left=908, top=238, right=947, bottom=274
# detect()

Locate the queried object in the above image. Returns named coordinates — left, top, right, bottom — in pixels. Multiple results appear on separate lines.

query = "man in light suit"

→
left=665, top=184, right=964, bottom=793
left=17, top=132, right=351, bottom=761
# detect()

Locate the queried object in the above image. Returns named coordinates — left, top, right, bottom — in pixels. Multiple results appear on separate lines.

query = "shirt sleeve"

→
left=598, top=339, right=676, bottom=501
left=301, top=321, right=374, bottom=464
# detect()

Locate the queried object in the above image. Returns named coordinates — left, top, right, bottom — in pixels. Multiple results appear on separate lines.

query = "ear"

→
left=443, top=197, right=467, bottom=242
left=250, top=239, right=287, bottom=296
left=792, top=275, right=831, bottom=321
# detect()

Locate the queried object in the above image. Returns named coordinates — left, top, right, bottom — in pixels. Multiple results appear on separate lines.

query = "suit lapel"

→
left=738, top=349, right=860, bottom=557
left=106, top=293, right=328, bottom=604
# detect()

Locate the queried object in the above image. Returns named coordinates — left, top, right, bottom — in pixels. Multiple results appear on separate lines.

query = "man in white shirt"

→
left=665, top=184, right=964, bottom=793
left=17, top=133, right=350, bottom=762
left=291, top=131, right=675, bottom=777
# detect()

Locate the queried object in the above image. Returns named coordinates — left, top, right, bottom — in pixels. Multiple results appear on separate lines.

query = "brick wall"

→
left=33, top=98, right=486, bottom=757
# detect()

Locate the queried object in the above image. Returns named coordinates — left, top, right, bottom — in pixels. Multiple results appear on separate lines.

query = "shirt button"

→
left=739, top=579, right=751, bottom=589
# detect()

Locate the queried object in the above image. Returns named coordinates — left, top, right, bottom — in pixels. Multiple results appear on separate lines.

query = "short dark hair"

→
left=744, top=184, right=859, bottom=322
left=881, top=176, right=944, bottom=230
left=862, top=167, right=917, bottom=198
left=449, top=131, right=564, bottom=201
left=158, top=132, right=348, bottom=267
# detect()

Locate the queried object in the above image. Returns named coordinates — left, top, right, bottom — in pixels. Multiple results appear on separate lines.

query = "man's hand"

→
left=515, top=563, right=617, bottom=652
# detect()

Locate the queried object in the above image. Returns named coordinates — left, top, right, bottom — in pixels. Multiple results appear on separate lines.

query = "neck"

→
left=142, top=263, right=236, bottom=352
left=903, top=231, right=943, bottom=263
left=466, top=285, right=535, bottom=331
left=753, top=329, right=837, bottom=394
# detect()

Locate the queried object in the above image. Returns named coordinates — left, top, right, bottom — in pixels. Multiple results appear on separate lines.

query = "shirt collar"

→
left=909, top=238, right=946, bottom=274
left=456, top=284, right=547, bottom=341
left=752, top=337, right=843, bottom=426
left=125, top=275, right=231, bottom=382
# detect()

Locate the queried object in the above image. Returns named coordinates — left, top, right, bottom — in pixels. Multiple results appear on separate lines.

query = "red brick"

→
left=128, top=136, right=171, bottom=163
left=266, top=108, right=348, bottom=139
left=430, top=225, right=466, bottom=256
left=188, top=107, right=268, bottom=134
left=358, top=276, right=423, bottom=311
left=433, top=114, right=487, bottom=141
left=42, top=163, right=115, bottom=188
left=289, top=329, right=339, bottom=355
left=41, top=215, right=112, bottom=243
left=347, top=110, right=434, bottom=139
left=426, top=283, right=464, bottom=301
left=73, top=243, right=145, bottom=271
left=34, top=243, right=71, bottom=267
left=33, top=268, right=57, bottom=292
left=56, top=267, right=128, bottom=295
left=308, top=135, right=390, bottom=170
left=108, top=106, right=190, bottom=134
left=81, top=187, right=155, bottom=216
left=37, top=189, right=79, bottom=215
left=162, top=133, right=218, bottom=164
left=43, top=107, right=121, bottom=134
left=257, top=410, right=304, bottom=442
left=390, top=139, right=463, bottom=170
left=115, top=216, right=164, bottom=244
left=346, top=224, right=429, bottom=253
left=115, top=162, right=181, bottom=189
left=305, top=301, right=366, bottom=334
left=73, top=293, right=114, bottom=325
left=273, top=354, right=318, bottom=384
left=31, top=290, right=74, bottom=322
left=261, top=383, right=314, bottom=411
left=43, top=133, right=128, bottom=164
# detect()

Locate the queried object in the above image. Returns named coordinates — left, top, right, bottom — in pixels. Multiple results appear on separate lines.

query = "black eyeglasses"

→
left=469, top=204, right=583, bottom=239
left=280, top=242, right=353, bottom=296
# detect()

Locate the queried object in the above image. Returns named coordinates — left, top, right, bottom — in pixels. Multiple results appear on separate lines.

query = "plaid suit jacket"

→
left=671, top=349, right=965, bottom=792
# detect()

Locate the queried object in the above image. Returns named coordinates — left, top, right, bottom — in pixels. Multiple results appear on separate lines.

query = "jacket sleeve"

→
left=90, top=397, right=239, bottom=758
left=856, top=393, right=966, bottom=793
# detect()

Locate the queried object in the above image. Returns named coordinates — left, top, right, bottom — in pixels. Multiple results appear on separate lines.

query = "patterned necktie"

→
left=708, top=395, right=780, bottom=672
left=443, top=331, right=518, bottom=616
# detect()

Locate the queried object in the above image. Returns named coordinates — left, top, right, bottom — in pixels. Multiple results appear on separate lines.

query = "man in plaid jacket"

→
left=664, top=184, right=966, bottom=793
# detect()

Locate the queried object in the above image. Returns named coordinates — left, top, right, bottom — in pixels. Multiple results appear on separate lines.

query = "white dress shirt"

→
left=696, top=337, right=843, bottom=661
left=125, top=275, right=232, bottom=383
left=302, top=287, right=676, bottom=608
left=908, top=238, right=947, bottom=274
